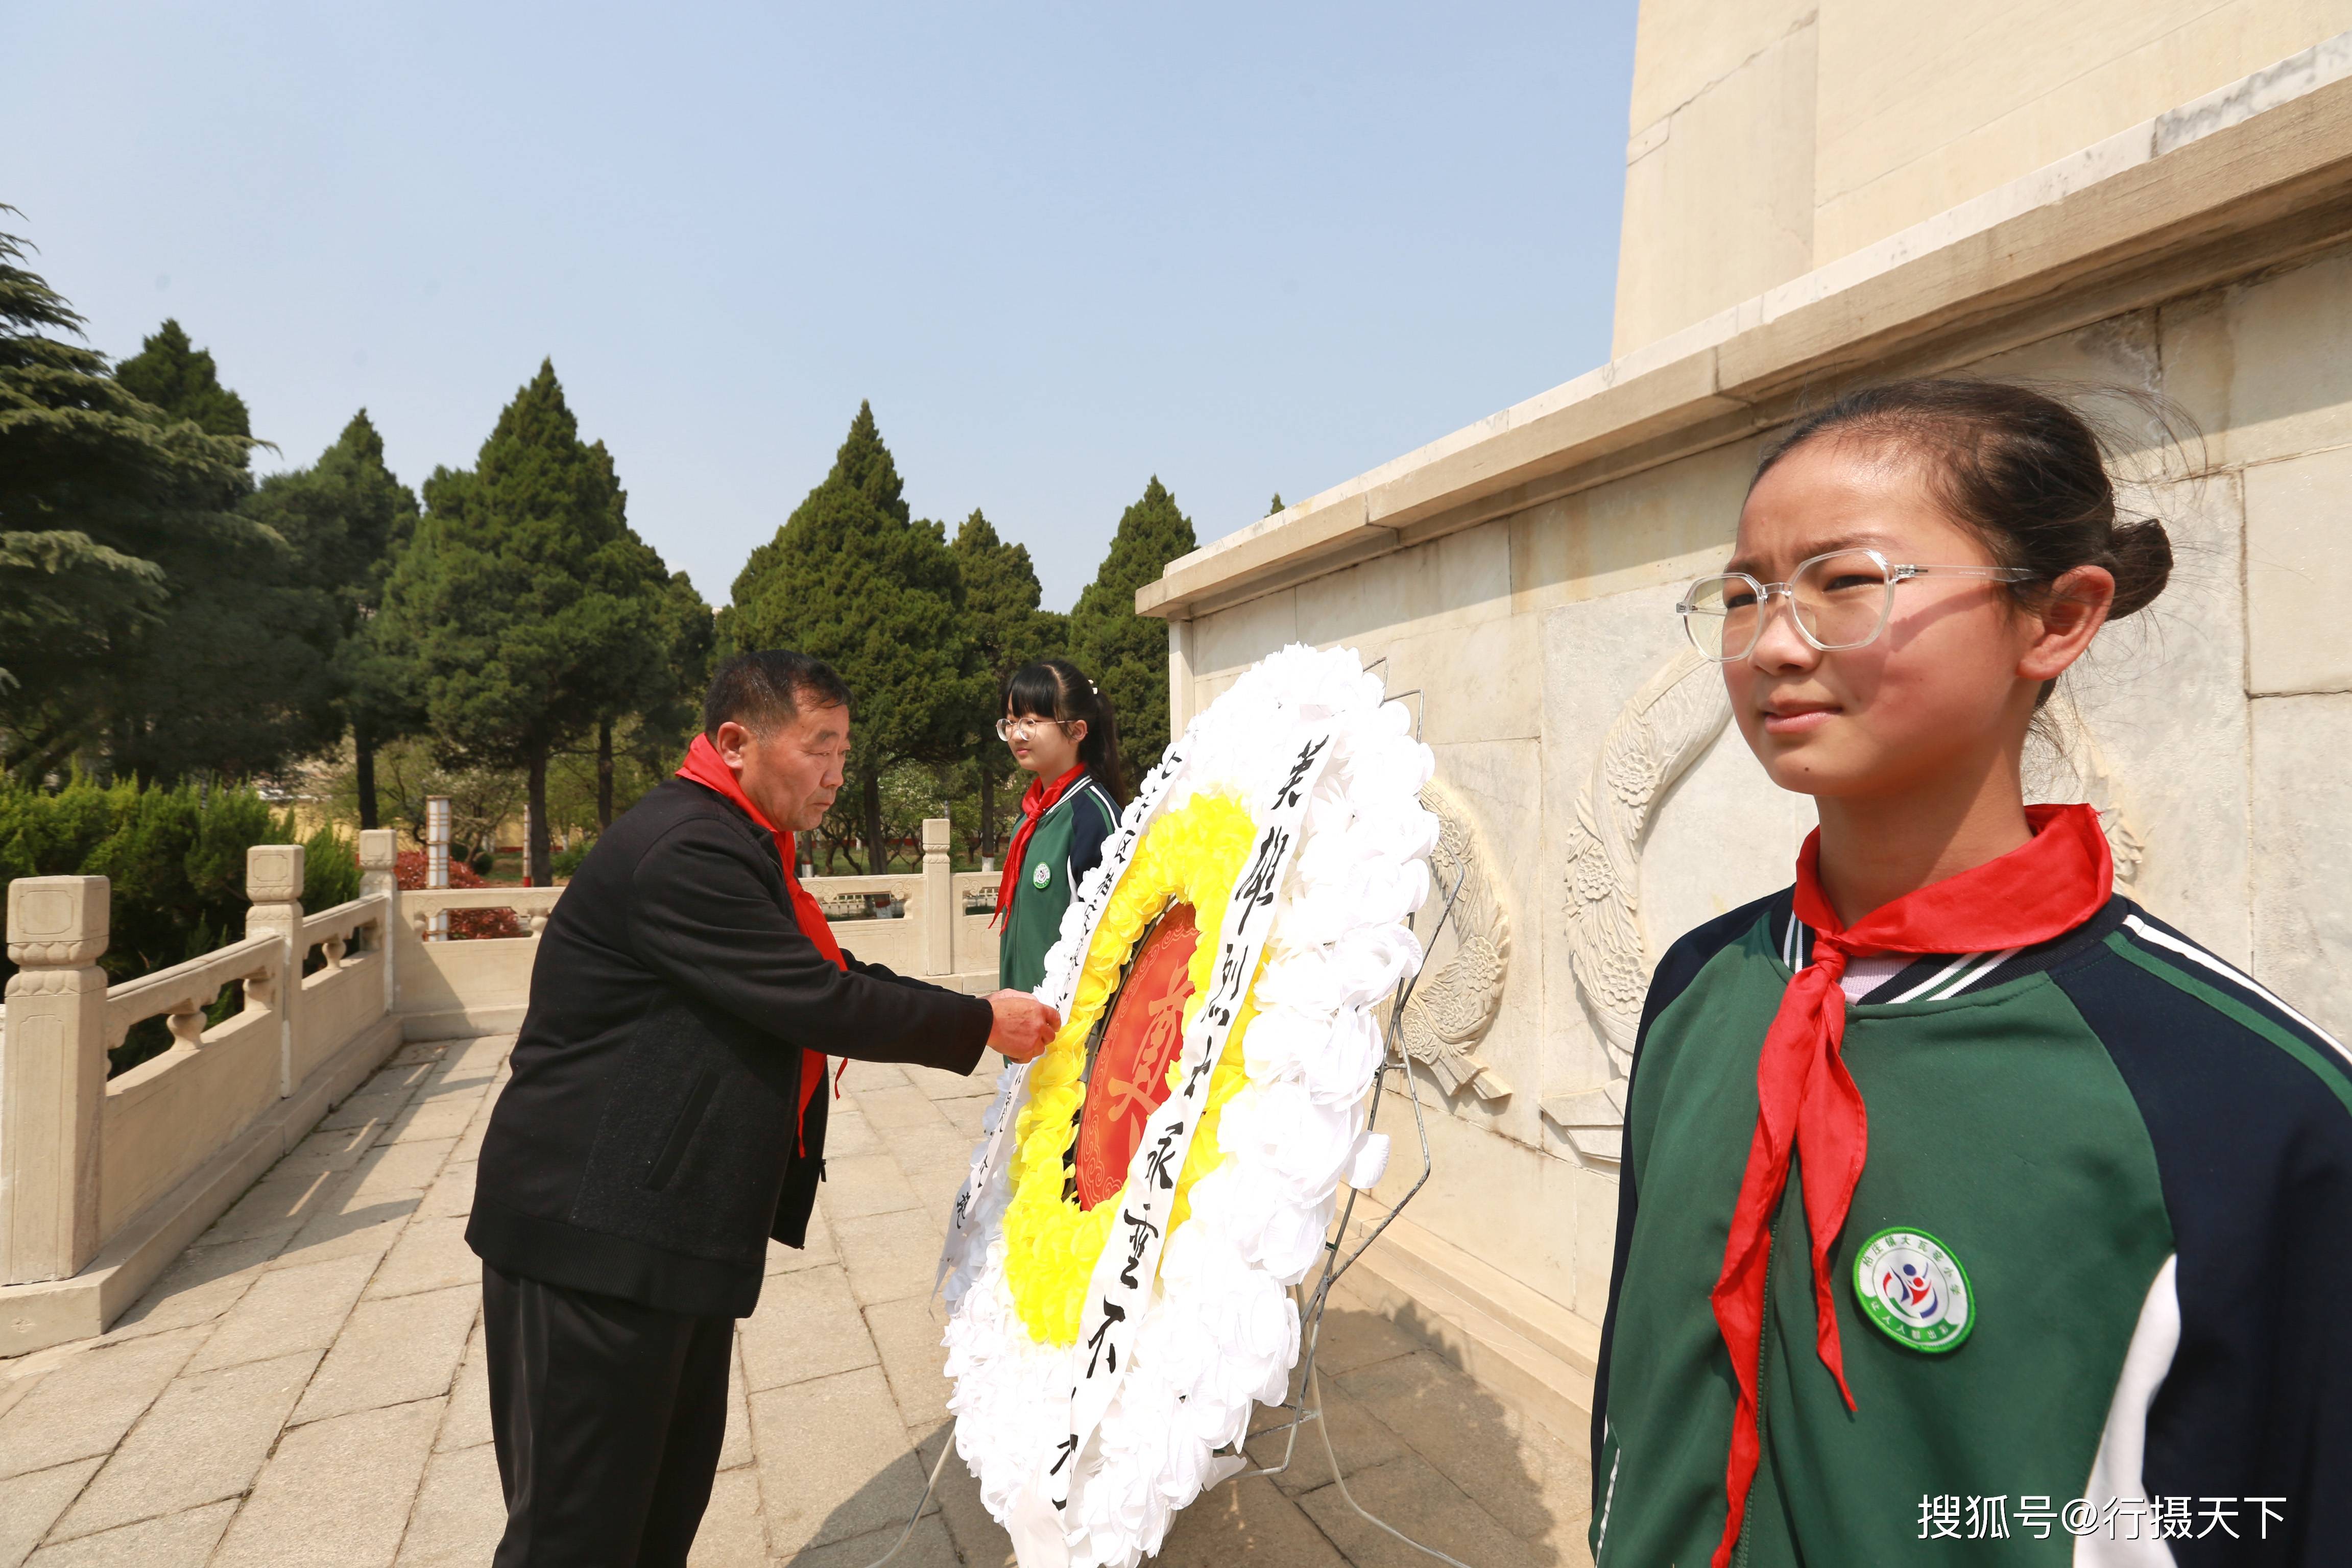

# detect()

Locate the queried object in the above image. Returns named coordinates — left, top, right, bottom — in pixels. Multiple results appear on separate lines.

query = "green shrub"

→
left=301, top=825, right=361, bottom=910
left=551, top=836, right=594, bottom=880
left=0, top=775, right=346, bottom=1074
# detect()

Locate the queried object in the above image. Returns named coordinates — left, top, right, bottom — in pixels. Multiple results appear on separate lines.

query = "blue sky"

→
left=3, top=3, right=1637, bottom=612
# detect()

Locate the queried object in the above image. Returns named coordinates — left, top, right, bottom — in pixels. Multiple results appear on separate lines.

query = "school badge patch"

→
left=1854, top=1227, right=1975, bottom=1353
left=1032, top=862, right=1051, bottom=889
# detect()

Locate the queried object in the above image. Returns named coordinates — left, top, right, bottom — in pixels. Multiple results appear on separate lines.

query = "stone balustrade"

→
left=403, top=884, right=564, bottom=939
left=1, top=832, right=410, bottom=1354
left=0, top=816, right=998, bottom=1356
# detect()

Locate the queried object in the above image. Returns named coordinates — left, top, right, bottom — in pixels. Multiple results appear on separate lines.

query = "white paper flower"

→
left=940, top=644, right=1436, bottom=1568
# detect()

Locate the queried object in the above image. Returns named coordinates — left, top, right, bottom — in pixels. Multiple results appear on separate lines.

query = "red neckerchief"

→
left=676, top=734, right=841, bottom=1155
left=1706, top=802, right=2112, bottom=1567
left=991, top=764, right=1087, bottom=927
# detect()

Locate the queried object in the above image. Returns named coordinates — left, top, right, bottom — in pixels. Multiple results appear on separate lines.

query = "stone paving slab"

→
left=188, top=1255, right=373, bottom=1373
left=212, top=1397, right=442, bottom=1568
left=53, top=1348, right=318, bottom=1539
left=0, top=1459, right=101, bottom=1568
left=29, top=1498, right=236, bottom=1568
left=0, top=1040, right=1593, bottom=1567
left=740, top=1267, right=876, bottom=1391
left=397, top=1444, right=505, bottom=1568
left=0, top=1326, right=205, bottom=1481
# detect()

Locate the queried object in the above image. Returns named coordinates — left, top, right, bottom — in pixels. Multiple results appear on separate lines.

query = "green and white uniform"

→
left=1592, top=891, right=2352, bottom=1565
left=997, top=772, right=1119, bottom=994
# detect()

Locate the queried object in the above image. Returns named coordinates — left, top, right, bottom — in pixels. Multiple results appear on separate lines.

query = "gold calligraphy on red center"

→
left=1074, top=903, right=1202, bottom=1211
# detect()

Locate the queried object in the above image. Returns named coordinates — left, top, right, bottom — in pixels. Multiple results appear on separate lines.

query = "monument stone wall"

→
left=1146, top=24, right=2352, bottom=1427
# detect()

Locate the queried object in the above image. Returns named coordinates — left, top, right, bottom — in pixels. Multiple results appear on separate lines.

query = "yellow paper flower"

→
left=1000, top=792, right=1263, bottom=1343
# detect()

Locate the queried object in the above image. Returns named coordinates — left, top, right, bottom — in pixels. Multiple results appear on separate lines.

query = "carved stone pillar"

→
left=358, top=828, right=398, bottom=1015
left=2, top=876, right=109, bottom=1284
left=424, top=794, right=450, bottom=942
left=922, top=817, right=953, bottom=977
left=245, top=844, right=304, bottom=1097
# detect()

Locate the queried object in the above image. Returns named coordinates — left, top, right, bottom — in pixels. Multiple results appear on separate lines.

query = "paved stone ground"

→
left=0, top=1036, right=1593, bottom=1567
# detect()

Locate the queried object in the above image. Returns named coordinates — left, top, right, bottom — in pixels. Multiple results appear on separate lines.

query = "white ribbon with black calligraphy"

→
left=1005, top=729, right=1334, bottom=1557
left=935, top=732, right=1197, bottom=1306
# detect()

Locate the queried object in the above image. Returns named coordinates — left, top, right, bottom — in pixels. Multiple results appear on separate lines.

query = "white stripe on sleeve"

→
left=2121, top=915, right=2349, bottom=1065
left=2075, top=1255, right=2180, bottom=1568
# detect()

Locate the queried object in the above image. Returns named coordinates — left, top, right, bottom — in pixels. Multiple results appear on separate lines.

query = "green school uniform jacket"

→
left=997, top=772, right=1120, bottom=994
left=1591, top=890, right=2352, bottom=1566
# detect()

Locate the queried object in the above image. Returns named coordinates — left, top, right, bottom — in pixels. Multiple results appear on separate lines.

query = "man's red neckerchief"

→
left=676, top=733, right=841, bottom=1154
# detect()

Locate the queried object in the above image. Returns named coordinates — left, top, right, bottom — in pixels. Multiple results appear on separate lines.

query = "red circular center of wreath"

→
left=1072, top=903, right=1201, bottom=1210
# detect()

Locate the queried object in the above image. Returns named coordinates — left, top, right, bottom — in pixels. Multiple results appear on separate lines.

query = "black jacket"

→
left=466, top=777, right=991, bottom=1317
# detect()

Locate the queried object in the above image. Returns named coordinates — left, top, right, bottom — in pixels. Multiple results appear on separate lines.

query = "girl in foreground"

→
left=1589, top=381, right=2350, bottom=1565
left=991, top=658, right=1125, bottom=993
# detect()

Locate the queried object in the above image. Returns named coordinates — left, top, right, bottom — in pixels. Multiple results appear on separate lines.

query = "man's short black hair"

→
left=702, top=650, right=852, bottom=739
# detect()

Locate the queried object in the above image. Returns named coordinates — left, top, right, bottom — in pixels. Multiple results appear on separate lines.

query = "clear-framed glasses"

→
left=995, top=715, right=1071, bottom=742
left=1676, top=547, right=2037, bottom=662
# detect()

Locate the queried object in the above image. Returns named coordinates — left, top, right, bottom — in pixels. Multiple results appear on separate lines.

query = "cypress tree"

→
left=114, top=320, right=253, bottom=458
left=242, top=412, right=421, bottom=826
left=730, top=403, right=967, bottom=873
left=599, top=566, right=714, bottom=830
left=1069, top=476, right=1195, bottom=780
left=375, top=361, right=670, bottom=881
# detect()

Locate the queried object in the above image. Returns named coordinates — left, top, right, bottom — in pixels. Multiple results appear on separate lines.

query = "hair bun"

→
left=2106, top=517, right=2173, bottom=618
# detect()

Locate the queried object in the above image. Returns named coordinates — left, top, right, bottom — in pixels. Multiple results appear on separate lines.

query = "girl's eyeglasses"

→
left=1676, top=547, right=2037, bottom=662
left=995, top=716, right=1071, bottom=742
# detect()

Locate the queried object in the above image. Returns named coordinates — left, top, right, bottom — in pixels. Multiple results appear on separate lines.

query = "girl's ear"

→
left=2018, top=564, right=2115, bottom=684
left=1067, top=719, right=1089, bottom=748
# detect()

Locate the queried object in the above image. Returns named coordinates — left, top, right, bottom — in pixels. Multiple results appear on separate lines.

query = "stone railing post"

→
left=245, top=843, right=304, bottom=1098
left=358, top=829, right=398, bottom=1015
left=424, top=795, right=450, bottom=942
left=3, top=876, right=109, bottom=1284
left=922, top=817, right=953, bottom=977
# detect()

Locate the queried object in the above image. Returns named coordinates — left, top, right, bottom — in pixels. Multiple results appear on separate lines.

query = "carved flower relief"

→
left=1590, top=948, right=1647, bottom=1015
left=1567, top=825, right=1616, bottom=904
left=1604, top=744, right=1660, bottom=810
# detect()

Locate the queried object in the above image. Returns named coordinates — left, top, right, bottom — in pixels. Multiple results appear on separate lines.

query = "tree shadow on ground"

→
left=787, top=1302, right=1579, bottom=1567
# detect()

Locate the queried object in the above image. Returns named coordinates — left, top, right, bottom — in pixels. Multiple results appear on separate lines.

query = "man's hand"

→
left=985, top=991, right=1061, bottom=1063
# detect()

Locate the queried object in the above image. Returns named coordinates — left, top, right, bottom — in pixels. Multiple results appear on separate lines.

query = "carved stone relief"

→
left=1543, top=648, right=1731, bottom=1163
left=1399, top=780, right=1513, bottom=1101
left=1541, top=650, right=2151, bottom=1167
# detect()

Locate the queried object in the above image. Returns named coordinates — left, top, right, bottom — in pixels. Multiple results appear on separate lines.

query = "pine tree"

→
left=952, top=509, right=1065, bottom=860
left=375, top=362, right=670, bottom=881
left=730, top=402, right=968, bottom=873
left=1070, top=476, right=1195, bottom=780
left=242, top=411, right=420, bottom=826
left=1267, top=492, right=1284, bottom=515
left=0, top=219, right=270, bottom=779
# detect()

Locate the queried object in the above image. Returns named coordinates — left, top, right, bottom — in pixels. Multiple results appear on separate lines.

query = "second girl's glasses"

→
left=1676, top=547, right=2036, bottom=662
left=995, top=716, right=1072, bottom=742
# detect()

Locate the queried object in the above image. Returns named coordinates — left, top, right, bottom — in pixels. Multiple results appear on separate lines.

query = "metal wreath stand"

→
left=842, top=686, right=1478, bottom=1568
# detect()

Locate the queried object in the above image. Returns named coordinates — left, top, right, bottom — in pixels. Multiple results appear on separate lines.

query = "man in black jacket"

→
left=466, top=649, right=1059, bottom=1567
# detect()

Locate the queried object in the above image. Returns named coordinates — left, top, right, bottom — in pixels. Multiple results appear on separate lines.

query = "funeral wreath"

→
left=935, top=644, right=1439, bottom=1568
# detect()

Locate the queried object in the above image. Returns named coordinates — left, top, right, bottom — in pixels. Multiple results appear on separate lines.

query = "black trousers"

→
left=482, top=1263, right=734, bottom=1568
